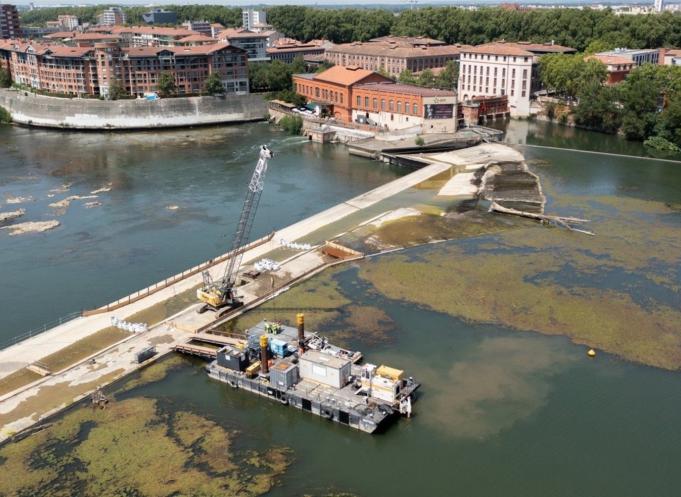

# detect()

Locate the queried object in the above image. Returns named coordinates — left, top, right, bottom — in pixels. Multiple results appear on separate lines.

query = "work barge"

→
left=179, top=315, right=419, bottom=434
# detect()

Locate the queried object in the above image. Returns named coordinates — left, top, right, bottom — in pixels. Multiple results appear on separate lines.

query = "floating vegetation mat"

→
left=0, top=358, right=291, bottom=497
left=358, top=193, right=681, bottom=370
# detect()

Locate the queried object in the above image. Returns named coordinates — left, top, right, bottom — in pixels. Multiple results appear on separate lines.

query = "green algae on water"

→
left=0, top=397, right=291, bottom=497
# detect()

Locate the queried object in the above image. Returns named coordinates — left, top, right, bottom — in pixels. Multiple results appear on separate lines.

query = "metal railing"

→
left=0, top=311, right=82, bottom=351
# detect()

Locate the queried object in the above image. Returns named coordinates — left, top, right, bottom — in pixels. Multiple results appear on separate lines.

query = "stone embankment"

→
left=0, top=89, right=267, bottom=130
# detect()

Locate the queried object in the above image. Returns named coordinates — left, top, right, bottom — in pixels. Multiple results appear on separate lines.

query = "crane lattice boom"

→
left=198, top=145, right=272, bottom=312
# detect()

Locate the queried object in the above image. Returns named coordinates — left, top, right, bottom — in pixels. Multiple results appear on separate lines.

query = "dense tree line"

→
left=22, top=5, right=681, bottom=52
left=267, top=7, right=393, bottom=43
left=540, top=55, right=681, bottom=148
left=267, top=6, right=681, bottom=51
left=20, top=5, right=242, bottom=27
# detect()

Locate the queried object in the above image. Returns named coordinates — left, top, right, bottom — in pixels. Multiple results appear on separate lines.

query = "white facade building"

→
left=242, top=9, right=267, bottom=31
left=458, top=43, right=534, bottom=118
left=597, top=48, right=660, bottom=66
left=57, top=15, right=79, bottom=30
left=654, top=0, right=665, bottom=13
left=98, top=7, right=126, bottom=26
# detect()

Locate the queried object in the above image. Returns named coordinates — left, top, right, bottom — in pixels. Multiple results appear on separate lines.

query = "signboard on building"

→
left=424, top=103, right=453, bottom=120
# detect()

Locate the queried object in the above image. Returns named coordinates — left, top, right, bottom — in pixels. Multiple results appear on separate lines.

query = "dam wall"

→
left=0, top=89, right=268, bottom=130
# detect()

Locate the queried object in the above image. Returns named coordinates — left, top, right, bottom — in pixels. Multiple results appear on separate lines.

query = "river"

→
left=1, top=120, right=680, bottom=497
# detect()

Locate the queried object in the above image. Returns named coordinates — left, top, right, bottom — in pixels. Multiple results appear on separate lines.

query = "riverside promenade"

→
left=1, top=145, right=491, bottom=441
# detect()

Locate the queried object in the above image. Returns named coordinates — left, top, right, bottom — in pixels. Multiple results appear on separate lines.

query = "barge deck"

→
left=200, top=316, right=419, bottom=434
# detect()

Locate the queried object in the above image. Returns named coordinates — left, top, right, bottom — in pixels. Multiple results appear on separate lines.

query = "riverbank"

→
left=0, top=89, right=267, bottom=130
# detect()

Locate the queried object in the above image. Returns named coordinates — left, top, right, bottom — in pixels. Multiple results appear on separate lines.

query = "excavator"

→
left=197, top=145, right=273, bottom=315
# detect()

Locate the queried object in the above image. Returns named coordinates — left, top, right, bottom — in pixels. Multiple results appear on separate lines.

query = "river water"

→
left=1, top=120, right=681, bottom=496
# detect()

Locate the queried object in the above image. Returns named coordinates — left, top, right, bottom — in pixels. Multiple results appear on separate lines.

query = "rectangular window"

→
left=389, top=100, right=394, bottom=112
left=522, top=90, right=526, bottom=97
left=397, top=101, right=402, bottom=113
left=373, top=98, right=378, bottom=110
left=365, top=96, right=369, bottom=108
left=381, top=99, right=386, bottom=111
left=356, top=95, right=361, bottom=107
left=522, top=69, right=527, bottom=79
left=512, top=68, right=516, bottom=78
left=413, top=103, right=418, bottom=115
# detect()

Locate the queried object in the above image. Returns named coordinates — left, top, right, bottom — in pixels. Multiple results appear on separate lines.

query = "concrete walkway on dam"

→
left=0, top=143, right=516, bottom=441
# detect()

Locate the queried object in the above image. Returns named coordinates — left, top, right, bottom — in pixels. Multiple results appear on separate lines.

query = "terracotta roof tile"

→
left=313, top=65, right=388, bottom=86
left=354, top=82, right=456, bottom=97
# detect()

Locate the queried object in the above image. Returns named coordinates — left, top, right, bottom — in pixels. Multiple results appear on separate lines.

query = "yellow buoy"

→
left=587, top=348, right=596, bottom=358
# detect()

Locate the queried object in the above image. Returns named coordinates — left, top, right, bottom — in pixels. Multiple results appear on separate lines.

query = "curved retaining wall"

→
left=0, top=89, right=267, bottom=130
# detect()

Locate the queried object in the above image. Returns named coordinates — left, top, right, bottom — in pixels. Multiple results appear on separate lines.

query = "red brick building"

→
left=293, top=65, right=391, bottom=122
left=293, top=66, right=458, bottom=133
left=586, top=54, right=634, bottom=85
left=0, top=39, right=249, bottom=97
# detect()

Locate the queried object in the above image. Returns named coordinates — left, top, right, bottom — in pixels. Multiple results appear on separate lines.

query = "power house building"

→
left=293, top=66, right=457, bottom=133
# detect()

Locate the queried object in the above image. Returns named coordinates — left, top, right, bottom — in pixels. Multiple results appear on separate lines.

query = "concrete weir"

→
left=0, top=143, right=517, bottom=442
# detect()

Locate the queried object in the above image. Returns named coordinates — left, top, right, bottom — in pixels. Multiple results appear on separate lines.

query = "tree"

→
left=157, top=72, right=176, bottom=98
left=435, top=61, right=458, bottom=90
left=203, top=73, right=224, bottom=96
left=656, top=96, right=681, bottom=147
left=0, top=67, right=11, bottom=88
left=574, top=80, right=621, bottom=134
left=249, top=61, right=294, bottom=93
left=290, top=56, right=306, bottom=75
left=398, top=69, right=416, bottom=85
left=416, top=69, right=436, bottom=88
left=108, top=79, right=126, bottom=100
left=618, top=64, right=662, bottom=140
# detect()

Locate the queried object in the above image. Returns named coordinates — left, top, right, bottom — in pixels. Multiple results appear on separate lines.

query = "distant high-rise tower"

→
left=97, top=7, right=126, bottom=26
left=242, top=8, right=266, bottom=31
left=654, top=0, right=664, bottom=12
left=0, top=4, right=21, bottom=39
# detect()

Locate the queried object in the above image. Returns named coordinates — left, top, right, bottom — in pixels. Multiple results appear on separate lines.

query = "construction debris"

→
left=489, top=202, right=594, bottom=235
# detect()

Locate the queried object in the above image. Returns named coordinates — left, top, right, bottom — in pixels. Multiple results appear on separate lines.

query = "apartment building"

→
left=0, top=39, right=249, bottom=97
left=97, top=7, right=126, bottom=27
left=662, top=49, right=681, bottom=66
left=0, top=4, right=21, bottom=39
left=587, top=54, right=634, bottom=84
left=217, top=28, right=271, bottom=62
left=142, top=9, right=177, bottom=25
left=596, top=48, right=660, bottom=66
left=325, top=36, right=466, bottom=77
left=267, top=38, right=326, bottom=64
left=242, top=8, right=267, bottom=31
left=111, top=26, right=197, bottom=47
left=458, top=41, right=575, bottom=117
left=55, top=15, right=79, bottom=30
left=181, top=20, right=212, bottom=38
